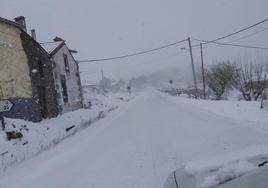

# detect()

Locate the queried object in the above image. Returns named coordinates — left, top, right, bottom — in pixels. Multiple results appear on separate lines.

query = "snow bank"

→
left=163, top=93, right=268, bottom=124
left=185, top=144, right=268, bottom=174
left=0, top=92, right=133, bottom=173
left=200, top=161, right=257, bottom=188
left=182, top=145, right=268, bottom=188
left=160, top=90, right=268, bottom=187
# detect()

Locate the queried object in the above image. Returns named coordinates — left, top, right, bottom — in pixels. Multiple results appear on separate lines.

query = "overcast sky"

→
left=1, top=0, right=268, bottom=81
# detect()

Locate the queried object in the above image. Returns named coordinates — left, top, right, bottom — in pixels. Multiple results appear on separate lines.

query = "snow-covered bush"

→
left=206, top=62, right=236, bottom=100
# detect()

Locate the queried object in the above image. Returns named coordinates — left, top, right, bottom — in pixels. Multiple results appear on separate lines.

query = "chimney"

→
left=53, top=36, right=64, bottom=42
left=14, top=16, right=27, bottom=32
left=31, top=29, right=37, bottom=41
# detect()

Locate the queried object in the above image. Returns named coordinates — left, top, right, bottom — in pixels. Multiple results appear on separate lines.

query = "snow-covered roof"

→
left=40, top=41, right=64, bottom=54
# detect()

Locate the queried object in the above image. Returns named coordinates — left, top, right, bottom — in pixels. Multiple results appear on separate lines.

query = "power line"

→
left=193, top=26, right=268, bottom=50
left=78, top=38, right=188, bottom=63
left=78, top=18, right=268, bottom=63
left=193, top=18, right=268, bottom=47
left=227, top=27, right=268, bottom=43
left=194, top=38, right=268, bottom=50
left=214, top=42, right=268, bottom=50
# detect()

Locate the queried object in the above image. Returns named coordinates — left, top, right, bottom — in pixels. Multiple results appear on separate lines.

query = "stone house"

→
left=0, top=16, right=58, bottom=121
left=41, top=38, right=83, bottom=114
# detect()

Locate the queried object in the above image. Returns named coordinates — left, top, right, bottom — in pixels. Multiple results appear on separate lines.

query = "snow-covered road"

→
left=1, top=91, right=268, bottom=188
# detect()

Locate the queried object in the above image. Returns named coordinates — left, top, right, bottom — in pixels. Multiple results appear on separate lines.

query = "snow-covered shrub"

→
left=206, top=62, right=236, bottom=100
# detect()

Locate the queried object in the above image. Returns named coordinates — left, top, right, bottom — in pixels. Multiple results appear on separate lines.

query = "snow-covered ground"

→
left=170, top=95, right=268, bottom=124
left=0, top=90, right=268, bottom=188
left=0, top=91, right=132, bottom=173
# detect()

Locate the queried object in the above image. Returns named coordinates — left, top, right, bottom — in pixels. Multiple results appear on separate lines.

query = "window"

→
left=63, top=54, right=70, bottom=72
left=61, top=75, right=68, bottom=103
left=38, top=60, right=44, bottom=78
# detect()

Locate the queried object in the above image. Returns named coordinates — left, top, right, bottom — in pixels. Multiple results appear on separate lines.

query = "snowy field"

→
left=0, top=90, right=268, bottom=188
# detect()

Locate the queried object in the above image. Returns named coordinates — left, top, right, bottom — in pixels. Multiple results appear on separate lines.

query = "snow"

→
left=163, top=145, right=268, bottom=188
left=200, top=161, right=257, bottom=188
left=0, top=90, right=268, bottom=188
left=40, top=41, right=63, bottom=54
left=31, top=69, right=38, bottom=73
left=184, top=144, right=268, bottom=175
left=0, top=92, right=131, bottom=172
left=171, top=95, right=268, bottom=124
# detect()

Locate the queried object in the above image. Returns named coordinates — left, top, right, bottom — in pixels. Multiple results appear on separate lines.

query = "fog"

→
left=2, top=0, right=268, bottom=85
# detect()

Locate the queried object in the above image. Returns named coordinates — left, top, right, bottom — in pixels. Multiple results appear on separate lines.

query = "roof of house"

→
left=1, top=16, right=78, bottom=65
left=0, top=16, right=49, bottom=56
left=40, top=40, right=78, bottom=63
left=40, top=41, right=64, bottom=55
left=0, top=16, right=22, bottom=29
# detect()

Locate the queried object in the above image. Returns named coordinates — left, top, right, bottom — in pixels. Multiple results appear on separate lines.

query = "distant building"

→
left=0, top=16, right=58, bottom=121
left=41, top=38, right=83, bottom=114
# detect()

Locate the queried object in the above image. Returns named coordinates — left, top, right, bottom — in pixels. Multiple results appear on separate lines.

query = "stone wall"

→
left=20, top=32, right=59, bottom=120
left=0, top=22, right=40, bottom=121
left=0, top=22, right=32, bottom=99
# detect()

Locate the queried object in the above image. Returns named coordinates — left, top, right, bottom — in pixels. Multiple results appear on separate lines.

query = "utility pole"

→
left=200, top=43, right=206, bottom=99
left=187, top=37, right=198, bottom=98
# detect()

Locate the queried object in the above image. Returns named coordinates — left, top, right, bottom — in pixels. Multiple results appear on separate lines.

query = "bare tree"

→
left=233, top=62, right=267, bottom=101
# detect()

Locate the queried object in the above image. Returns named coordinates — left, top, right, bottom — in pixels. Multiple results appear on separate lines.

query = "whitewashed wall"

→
left=51, top=44, right=83, bottom=113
